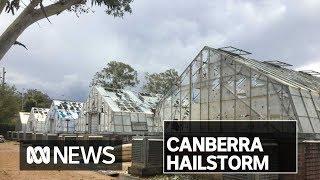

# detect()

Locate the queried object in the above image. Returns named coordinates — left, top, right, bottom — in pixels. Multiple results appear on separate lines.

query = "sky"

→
left=1, top=0, right=320, bottom=101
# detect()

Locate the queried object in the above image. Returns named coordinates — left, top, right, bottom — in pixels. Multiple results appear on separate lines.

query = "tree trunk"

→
left=0, top=0, right=85, bottom=61
left=0, top=8, right=34, bottom=60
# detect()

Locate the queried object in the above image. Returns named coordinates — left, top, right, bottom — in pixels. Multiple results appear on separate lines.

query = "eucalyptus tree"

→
left=91, top=61, right=139, bottom=89
left=0, top=0, right=133, bottom=61
left=143, top=69, right=179, bottom=94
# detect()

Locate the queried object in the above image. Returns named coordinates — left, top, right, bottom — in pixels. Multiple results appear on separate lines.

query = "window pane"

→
left=138, top=114, right=146, bottom=122
left=131, top=114, right=138, bottom=122
left=124, top=126, right=131, bottom=132
left=310, top=118, right=320, bottom=133
left=115, top=125, right=123, bottom=132
left=299, top=117, right=313, bottom=133
left=114, top=115, right=122, bottom=125
left=131, top=122, right=147, bottom=131
left=147, top=118, right=153, bottom=126
left=110, top=124, right=114, bottom=132
left=123, top=116, right=131, bottom=125
left=303, top=97, right=318, bottom=117
left=292, top=96, right=308, bottom=116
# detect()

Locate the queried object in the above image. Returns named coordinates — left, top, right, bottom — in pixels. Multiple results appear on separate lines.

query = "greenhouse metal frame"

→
left=156, top=46, right=320, bottom=136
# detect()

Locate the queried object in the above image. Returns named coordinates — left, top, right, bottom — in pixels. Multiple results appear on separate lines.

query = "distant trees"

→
left=22, top=89, right=52, bottom=112
left=0, top=86, right=51, bottom=125
left=91, top=61, right=139, bottom=89
left=0, top=85, right=21, bottom=123
left=143, top=69, right=179, bottom=94
left=91, top=61, right=180, bottom=95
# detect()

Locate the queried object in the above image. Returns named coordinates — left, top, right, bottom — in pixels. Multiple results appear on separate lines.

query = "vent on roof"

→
left=263, top=60, right=293, bottom=68
left=140, top=92, right=152, bottom=96
left=218, top=46, right=252, bottom=56
left=299, top=70, right=320, bottom=76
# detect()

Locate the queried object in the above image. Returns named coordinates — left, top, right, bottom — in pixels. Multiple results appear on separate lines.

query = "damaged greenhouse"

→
left=16, top=112, right=30, bottom=132
left=45, top=100, right=83, bottom=134
left=156, top=46, right=320, bottom=136
left=76, top=86, right=161, bottom=135
left=26, top=107, right=49, bottom=133
left=154, top=46, right=320, bottom=179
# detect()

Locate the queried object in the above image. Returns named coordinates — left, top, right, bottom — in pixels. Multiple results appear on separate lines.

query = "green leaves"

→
left=91, top=61, right=139, bottom=90
left=143, top=69, right=179, bottom=95
left=0, top=85, right=20, bottom=123
left=22, top=89, right=52, bottom=112
left=92, top=64, right=179, bottom=95
left=3, top=0, right=133, bottom=17
left=4, top=0, right=20, bottom=15
left=0, top=86, right=51, bottom=124
left=91, top=0, right=133, bottom=17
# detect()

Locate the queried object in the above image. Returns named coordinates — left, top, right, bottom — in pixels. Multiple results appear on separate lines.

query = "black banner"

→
left=164, top=120, right=297, bottom=173
left=20, top=140, right=122, bottom=170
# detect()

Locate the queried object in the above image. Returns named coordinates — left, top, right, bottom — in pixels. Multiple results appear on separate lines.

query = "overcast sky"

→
left=1, top=0, right=320, bottom=101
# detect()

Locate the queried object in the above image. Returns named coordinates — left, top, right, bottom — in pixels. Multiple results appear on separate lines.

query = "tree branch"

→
left=39, top=2, right=52, bottom=24
left=14, top=40, right=28, bottom=50
left=0, top=0, right=86, bottom=61
left=0, top=1, right=39, bottom=60
left=32, top=0, right=86, bottom=22
left=29, top=0, right=43, bottom=8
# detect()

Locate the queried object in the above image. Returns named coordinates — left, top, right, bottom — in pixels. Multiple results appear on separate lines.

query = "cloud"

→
left=1, top=0, right=320, bottom=101
left=296, top=59, right=320, bottom=73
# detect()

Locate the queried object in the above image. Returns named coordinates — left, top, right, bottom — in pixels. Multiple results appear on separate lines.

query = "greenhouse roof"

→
left=30, top=107, right=49, bottom=122
left=207, top=46, right=320, bottom=93
left=138, top=92, right=161, bottom=109
left=94, top=86, right=158, bottom=114
left=52, top=100, right=83, bottom=120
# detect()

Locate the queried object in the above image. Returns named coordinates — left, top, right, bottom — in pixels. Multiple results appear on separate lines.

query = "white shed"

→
left=45, top=100, right=83, bottom=133
left=27, top=107, right=49, bottom=133
left=76, top=86, right=160, bottom=135
left=17, top=112, right=30, bottom=132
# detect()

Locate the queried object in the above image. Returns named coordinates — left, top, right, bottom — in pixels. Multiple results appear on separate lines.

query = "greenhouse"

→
left=26, top=107, right=49, bottom=133
left=76, top=86, right=160, bottom=135
left=17, top=112, right=30, bottom=132
left=45, top=100, right=83, bottom=133
left=156, top=46, right=320, bottom=136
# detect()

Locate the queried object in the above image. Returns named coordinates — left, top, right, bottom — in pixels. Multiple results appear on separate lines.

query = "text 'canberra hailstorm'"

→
left=166, top=137, right=269, bottom=171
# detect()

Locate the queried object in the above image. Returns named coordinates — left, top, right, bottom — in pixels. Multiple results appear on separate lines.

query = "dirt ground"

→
left=0, top=141, right=116, bottom=180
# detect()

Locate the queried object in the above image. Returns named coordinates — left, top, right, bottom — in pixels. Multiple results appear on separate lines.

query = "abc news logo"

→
left=20, top=140, right=122, bottom=170
left=26, top=146, right=115, bottom=165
